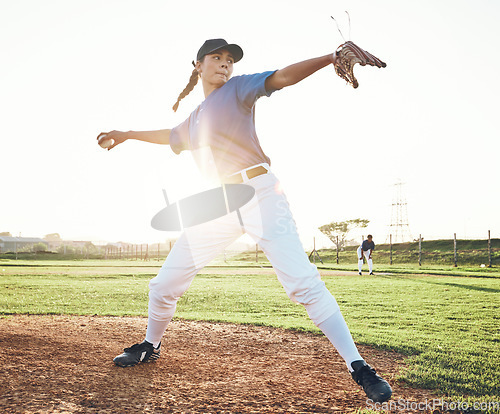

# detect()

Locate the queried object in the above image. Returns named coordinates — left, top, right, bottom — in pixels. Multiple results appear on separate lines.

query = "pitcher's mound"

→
left=0, top=315, right=436, bottom=413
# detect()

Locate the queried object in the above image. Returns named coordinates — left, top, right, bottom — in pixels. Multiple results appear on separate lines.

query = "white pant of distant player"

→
left=145, top=166, right=362, bottom=369
left=357, top=246, right=373, bottom=274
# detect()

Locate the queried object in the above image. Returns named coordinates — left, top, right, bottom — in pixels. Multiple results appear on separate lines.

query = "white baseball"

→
left=98, top=134, right=115, bottom=149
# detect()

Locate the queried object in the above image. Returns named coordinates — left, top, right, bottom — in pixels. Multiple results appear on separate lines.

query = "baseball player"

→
left=357, top=235, right=375, bottom=275
left=98, top=38, right=391, bottom=403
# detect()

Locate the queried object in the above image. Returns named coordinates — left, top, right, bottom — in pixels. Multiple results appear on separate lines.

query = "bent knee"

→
left=287, top=280, right=329, bottom=305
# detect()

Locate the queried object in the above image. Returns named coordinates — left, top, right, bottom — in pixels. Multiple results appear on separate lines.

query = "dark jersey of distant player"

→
left=361, top=240, right=375, bottom=251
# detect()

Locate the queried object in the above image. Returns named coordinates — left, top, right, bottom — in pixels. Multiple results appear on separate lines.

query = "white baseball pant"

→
left=357, top=246, right=373, bottom=273
left=145, top=169, right=362, bottom=368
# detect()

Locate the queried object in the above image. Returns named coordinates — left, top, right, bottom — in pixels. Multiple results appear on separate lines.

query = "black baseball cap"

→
left=196, top=39, right=244, bottom=63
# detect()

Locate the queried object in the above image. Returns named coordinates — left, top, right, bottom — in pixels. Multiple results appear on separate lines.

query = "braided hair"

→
left=172, top=61, right=201, bottom=112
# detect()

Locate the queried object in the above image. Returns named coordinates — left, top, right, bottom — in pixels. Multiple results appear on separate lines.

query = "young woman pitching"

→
left=98, top=38, right=392, bottom=403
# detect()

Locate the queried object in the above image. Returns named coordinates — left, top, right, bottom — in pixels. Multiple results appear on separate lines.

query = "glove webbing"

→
left=335, top=41, right=387, bottom=88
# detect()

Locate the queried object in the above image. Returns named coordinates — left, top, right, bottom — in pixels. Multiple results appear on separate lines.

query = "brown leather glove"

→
left=334, top=41, right=386, bottom=88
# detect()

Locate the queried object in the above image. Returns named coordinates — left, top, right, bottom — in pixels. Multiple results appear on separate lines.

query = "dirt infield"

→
left=0, top=315, right=438, bottom=413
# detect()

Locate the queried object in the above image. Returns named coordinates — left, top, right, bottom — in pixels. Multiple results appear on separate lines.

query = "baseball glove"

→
left=334, top=41, right=386, bottom=88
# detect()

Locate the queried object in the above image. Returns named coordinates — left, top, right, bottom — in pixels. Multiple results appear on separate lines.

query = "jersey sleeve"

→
left=169, top=116, right=191, bottom=155
left=235, top=71, right=278, bottom=109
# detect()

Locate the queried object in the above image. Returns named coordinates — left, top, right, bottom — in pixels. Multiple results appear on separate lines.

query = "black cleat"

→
left=359, top=272, right=362, bottom=275
left=351, top=360, right=392, bottom=402
left=113, top=340, right=161, bottom=367
left=369, top=272, right=374, bottom=275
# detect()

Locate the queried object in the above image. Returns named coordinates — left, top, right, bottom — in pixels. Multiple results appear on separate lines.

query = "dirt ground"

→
left=0, top=315, right=440, bottom=413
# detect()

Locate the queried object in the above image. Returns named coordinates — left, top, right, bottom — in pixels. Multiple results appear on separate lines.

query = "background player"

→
left=98, top=38, right=392, bottom=403
left=358, top=234, right=375, bottom=275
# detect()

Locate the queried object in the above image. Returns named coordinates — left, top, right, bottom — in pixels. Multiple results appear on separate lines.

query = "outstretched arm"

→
left=97, top=129, right=171, bottom=150
left=265, top=54, right=336, bottom=91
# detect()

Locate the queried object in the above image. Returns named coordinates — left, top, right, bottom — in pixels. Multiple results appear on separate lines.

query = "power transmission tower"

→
left=386, top=181, right=412, bottom=243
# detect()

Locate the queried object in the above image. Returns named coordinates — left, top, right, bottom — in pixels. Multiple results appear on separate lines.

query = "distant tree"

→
left=319, top=219, right=370, bottom=251
left=33, top=243, right=48, bottom=252
left=18, top=244, right=32, bottom=253
left=56, top=245, right=75, bottom=254
left=44, top=233, right=62, bottom=241
left=84, top=241, right=98, bottom=255
left=0, top=232, right=12, bottom=236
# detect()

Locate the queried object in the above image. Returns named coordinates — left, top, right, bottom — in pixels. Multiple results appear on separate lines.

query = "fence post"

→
left=390, top=234, right=393, bottom=265
left=488, top=230, right=492, bottom=268
left=312, top=237, right=316, bottom=264
left=454, top=233, right=457, bottom=267
left=336, top=236, right=339, bottom=264
left=418, top=234, right=422, bottom=266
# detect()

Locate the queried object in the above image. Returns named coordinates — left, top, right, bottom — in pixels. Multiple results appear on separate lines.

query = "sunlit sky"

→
left=1, top=0, right=499, bottom=249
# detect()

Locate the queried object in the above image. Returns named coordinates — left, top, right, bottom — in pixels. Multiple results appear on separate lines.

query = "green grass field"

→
left=1, top=259, right=499, bottom=410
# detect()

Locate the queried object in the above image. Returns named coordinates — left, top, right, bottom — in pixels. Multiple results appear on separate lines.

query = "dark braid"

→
left=172, top=61, right=200, bottom=112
